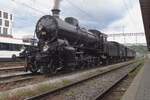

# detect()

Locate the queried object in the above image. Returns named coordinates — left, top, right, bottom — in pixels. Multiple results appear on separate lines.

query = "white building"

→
left=0, top=10, right=13, bottom=36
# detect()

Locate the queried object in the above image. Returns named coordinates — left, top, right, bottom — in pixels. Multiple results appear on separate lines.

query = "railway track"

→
left=24, top=60, right=141, bottom=100
left=0, top=72, right=43, bottom=92
left=0, top=66, right=25, bottom=75
left=95, top=62, right=143, bottom=100
left=0, top=66, right=24, bottom=71
left=0, top=77, right=33, bottom=85
left=0, top=72, right=32, bottom=80
left=0, top=72, right=34, bottom=85
left=0, top=62, right=24, bottom=68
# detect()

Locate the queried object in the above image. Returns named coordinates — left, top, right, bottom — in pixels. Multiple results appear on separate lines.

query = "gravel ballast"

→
left=40, top=62, right=141, bottom=100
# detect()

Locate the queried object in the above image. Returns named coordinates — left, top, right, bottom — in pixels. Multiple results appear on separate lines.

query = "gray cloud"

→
left=60, top=0, right=136, bottom=30
left=0, top=0, right=138, bottom=37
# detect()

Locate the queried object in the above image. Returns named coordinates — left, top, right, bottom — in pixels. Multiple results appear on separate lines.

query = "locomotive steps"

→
left=0, top=59, right=141, bottom=100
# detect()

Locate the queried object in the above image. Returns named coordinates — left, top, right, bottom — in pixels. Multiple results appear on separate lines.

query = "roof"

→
left=139, top=0, right=150, bottom=50
left=0, top=36, right=31, bottom=45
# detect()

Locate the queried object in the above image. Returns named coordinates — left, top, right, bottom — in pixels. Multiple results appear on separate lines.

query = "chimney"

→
left=51, top=9, right=60, bottom=18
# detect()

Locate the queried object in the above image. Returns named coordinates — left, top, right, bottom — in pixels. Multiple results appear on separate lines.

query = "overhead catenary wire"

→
left=11, top=0, right=138, bottom=26
left=65, top=0, right=106, bottom=29
left=11, top=0, right=46, bottom=15
left=122, top=0, right=138, bottom=26
left=11, top=0, right=141, bottom=33
left=11, top=0, right=118, bottom=30
left=10, top=0, right=46, bottom=30
left=122, top=0, right=141, bottom=44
left=65, top=0, right=97, bottom=20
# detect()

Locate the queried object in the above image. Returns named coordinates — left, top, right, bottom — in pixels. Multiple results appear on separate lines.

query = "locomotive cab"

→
left=89, top=29, right=107, bottom=42
left=89, top=29, right=107, bottom=50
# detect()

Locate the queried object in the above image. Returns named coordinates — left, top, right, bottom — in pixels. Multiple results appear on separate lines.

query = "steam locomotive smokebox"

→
left=65, top=17, right=79, bottom=26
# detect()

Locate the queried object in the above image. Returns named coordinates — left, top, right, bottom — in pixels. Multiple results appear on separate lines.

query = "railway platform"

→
left=122, top=57, right=150, bottom=100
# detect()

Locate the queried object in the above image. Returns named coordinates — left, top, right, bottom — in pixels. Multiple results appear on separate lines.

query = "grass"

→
left=62, top=79, right=72, bottom=86
left=129, top=61, right=144, bottom=77
left=0, top=89, right=39, bottom=100
left=66, top=90, right=76, bottom=97
left=0, top=79, right=73, bottom=100
left=36, top=82, right=65, bottom=93
left=0, top=93, right=9, bottom=100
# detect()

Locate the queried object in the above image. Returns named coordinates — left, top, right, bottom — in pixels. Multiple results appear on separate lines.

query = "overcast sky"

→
left=0, top=0, right=145, bottom=38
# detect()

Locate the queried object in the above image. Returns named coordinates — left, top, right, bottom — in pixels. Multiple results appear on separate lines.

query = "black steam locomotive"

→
left=24, top=9, right=136, bottom=74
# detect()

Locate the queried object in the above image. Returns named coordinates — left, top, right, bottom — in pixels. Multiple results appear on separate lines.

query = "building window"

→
left=0, top=27, right=1, bottom=34
left=3, top=12, right=8, bottom=19
left=3, top=28, right=8, bottom=35
left=0, top=19, right=2, bottom=25
left=0, top=11, right=1, bottom=17
left=5, top=20, right=9, bottom=27
left=10, top=14, right=12, bottom=20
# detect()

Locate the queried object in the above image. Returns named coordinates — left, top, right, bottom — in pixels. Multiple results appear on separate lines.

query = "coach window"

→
left=3, top=12, right=8, bottom=19
left=5, top=43, right=9, bottom=50
left=8, top=44, right=11, bottom=50
left=11, top=44, right=15, bottom=51
left=0, top=43, right=2, bottom=50
left=1, top=43, right=5, bottom=50
left=0, top=43, right=8, bottom=50
left=8, top=44, right=13, bottom=51
left=3, top=28, right=8, bottom=35
left=5, top=20, right=9, bottom=27
left=0, top=43, right=4, bottom=50
left=14, top=44, right=20, bottom=51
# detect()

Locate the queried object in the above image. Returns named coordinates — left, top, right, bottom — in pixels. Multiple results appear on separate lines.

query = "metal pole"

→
left=123, top=25, right=126, bottom=44
left=136, top=33, right=137, bottom=45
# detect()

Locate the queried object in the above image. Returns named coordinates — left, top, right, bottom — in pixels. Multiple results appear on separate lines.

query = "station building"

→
left=0, top=10, right=13, bottom=37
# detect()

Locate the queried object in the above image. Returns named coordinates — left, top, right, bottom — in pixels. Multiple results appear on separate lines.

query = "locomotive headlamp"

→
left=38, top=25, right=43, bottom=31
left=43, top=44, right=49, bottom=51
left=41, top=31, right=47, bottom=35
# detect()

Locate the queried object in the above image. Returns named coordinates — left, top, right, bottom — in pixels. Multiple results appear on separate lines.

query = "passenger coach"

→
left=0, top=36, right=31, bottom=61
